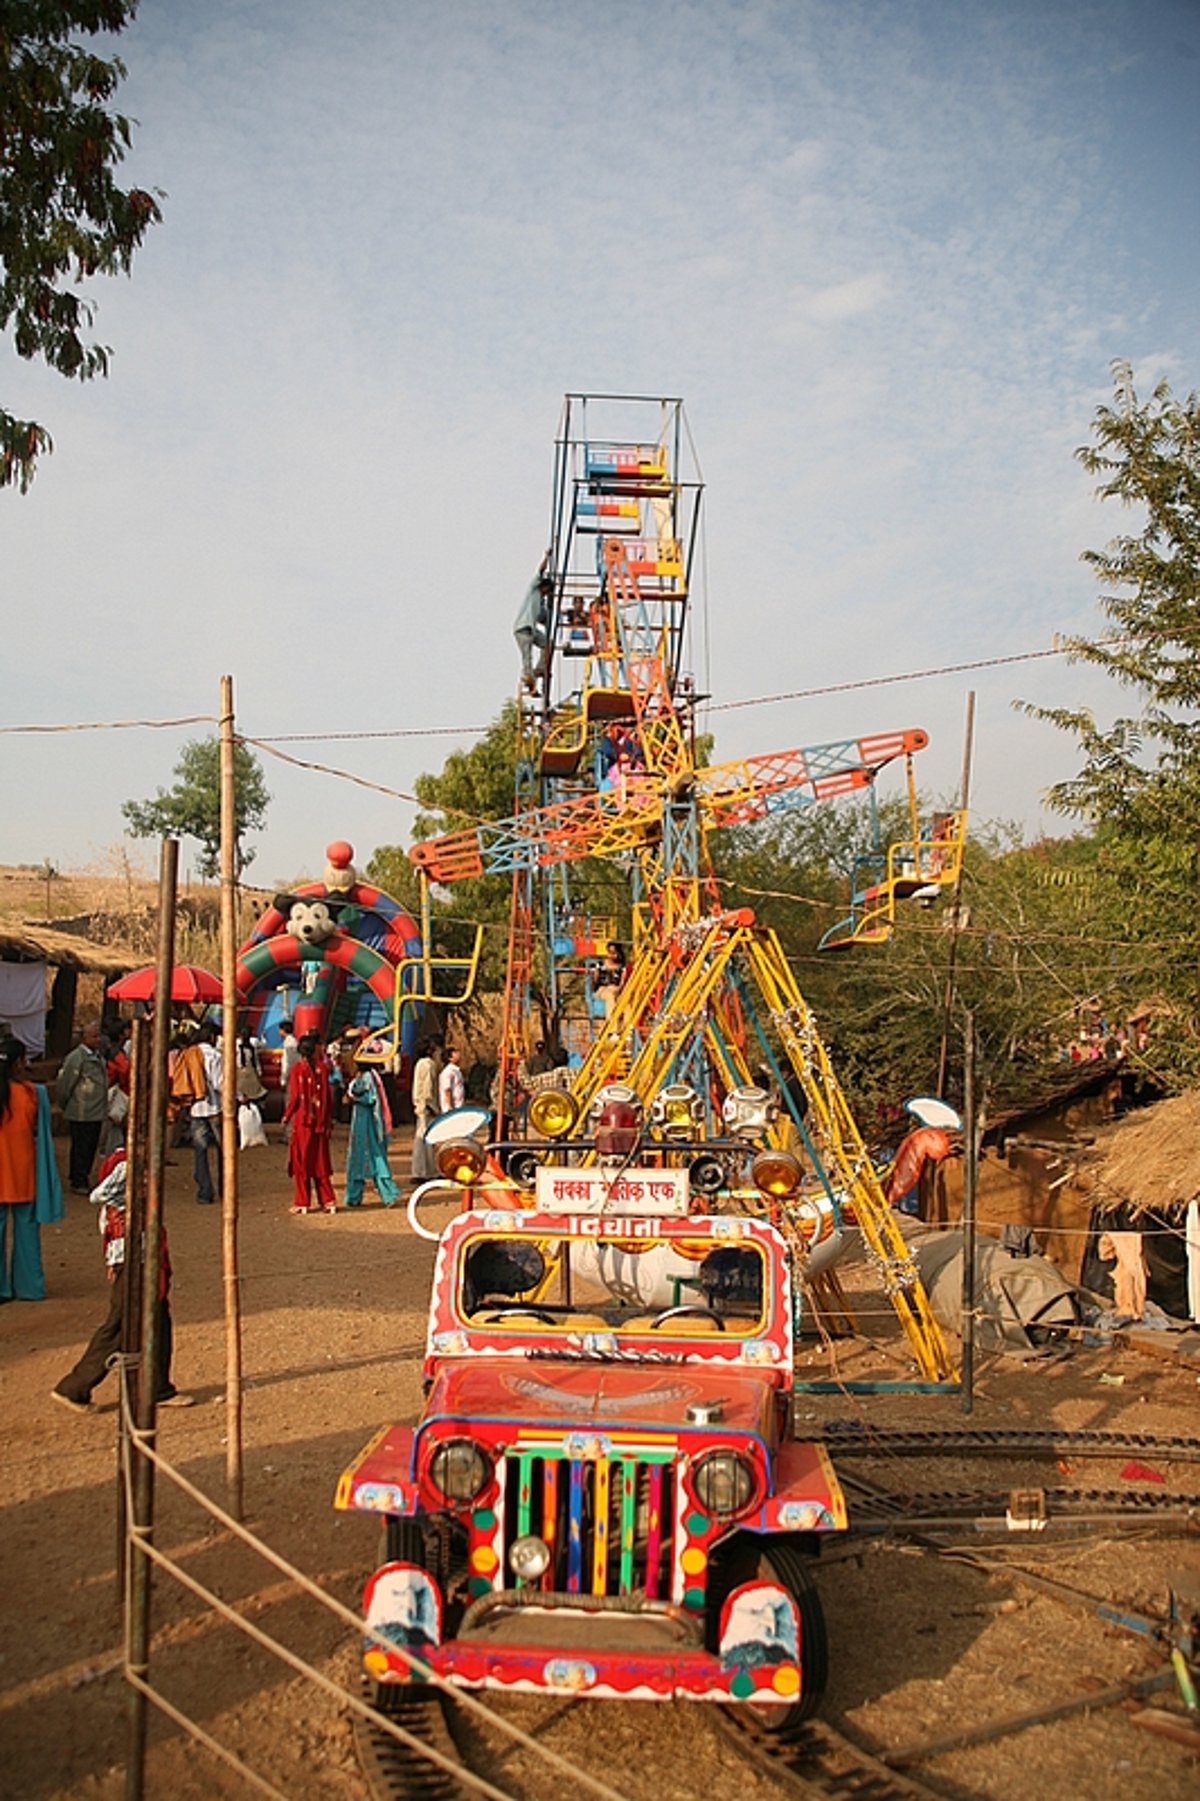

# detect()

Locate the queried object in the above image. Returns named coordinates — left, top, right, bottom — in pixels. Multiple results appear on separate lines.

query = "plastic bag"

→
left=238, top=1100, right=268, bottom=1150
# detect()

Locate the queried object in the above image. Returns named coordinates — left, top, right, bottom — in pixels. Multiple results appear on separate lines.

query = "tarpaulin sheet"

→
left=0, top=962, right=47, bottom=1054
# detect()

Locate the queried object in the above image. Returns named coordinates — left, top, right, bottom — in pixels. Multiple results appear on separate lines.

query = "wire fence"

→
left=117, top=1363, right=634, bottom=1801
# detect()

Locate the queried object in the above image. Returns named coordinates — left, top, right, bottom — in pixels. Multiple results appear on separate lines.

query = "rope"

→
left=118, top=1375, right=634, bottom=1801
left=124, top=1670, right=289, bottom=1801
left=126, top=1533, right=521, bottom=1801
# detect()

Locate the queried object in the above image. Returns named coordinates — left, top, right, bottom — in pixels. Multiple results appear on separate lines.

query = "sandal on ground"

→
left=288, top=1205, right=307, bottom=1215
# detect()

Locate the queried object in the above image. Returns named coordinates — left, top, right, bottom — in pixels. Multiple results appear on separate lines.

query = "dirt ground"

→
left=2, top=1123, right=1199, bottom=1801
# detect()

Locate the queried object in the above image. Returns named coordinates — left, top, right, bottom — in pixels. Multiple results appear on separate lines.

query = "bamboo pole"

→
left=936, top=689, right=975, bottom=1099
left=115, top=1015, right=151, bottom=1602
left=125, top=837, right=177, bottom=1800
left=961, top=1007, right=978, bottom=1417
left=219, top=675, right=244, bottom=1519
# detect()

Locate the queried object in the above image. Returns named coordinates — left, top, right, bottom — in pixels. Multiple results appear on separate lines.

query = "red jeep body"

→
left=337, top=1202, right=845, bottom=1724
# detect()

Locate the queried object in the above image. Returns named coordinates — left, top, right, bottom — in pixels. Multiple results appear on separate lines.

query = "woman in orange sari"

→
left=0, top=1037, right=64, bottom=1299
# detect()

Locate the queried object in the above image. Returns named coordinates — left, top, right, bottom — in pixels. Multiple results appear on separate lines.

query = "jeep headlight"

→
left=428, top=1437, right=491, bottom=1503
left=691, top=1450, right=757, bottom=1519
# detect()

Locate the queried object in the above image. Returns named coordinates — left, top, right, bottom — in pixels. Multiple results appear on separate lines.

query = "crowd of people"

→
left=0, top=1011, right=502, bottom=1419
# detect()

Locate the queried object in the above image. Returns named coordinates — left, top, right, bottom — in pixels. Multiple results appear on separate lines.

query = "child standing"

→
left=51, top=1150, right=192, bottom=1414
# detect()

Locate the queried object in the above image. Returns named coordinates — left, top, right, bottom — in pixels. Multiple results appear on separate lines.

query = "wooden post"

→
left=115, top=1015, right=151, bottom=1601
left=936, top=690, right=975, bottom=1099
left=961, top=1008, right=978, bottom=1417
left=47, top=965, right=78, bottom=1058
left=219, top=675, right=244, bottom=1520
left=125, top=838, right=177, bottom=1800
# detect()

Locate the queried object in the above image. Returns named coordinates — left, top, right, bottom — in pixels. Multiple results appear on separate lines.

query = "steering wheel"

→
left=480, top=1306, right=558, bottom=1325
left=648, top=1305, right=726, bottom=1332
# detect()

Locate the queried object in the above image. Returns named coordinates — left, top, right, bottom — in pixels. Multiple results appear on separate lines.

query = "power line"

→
left=0, top=714, right=216, bottom=735
left=0, top=623, right=1177, bottom=744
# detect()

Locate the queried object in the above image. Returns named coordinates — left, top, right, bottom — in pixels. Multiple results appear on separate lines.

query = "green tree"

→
left=1020, top=361, right=1200, bottom=1075
left=713, top=786, right=1170, bottom=1124
left=122, top=736, right=270, bottom=879
left=368, top=703, right=524, bottom=998
left=1, top=0, right=162, bottom=490
left=1024, top=362, right=1200, bottom=837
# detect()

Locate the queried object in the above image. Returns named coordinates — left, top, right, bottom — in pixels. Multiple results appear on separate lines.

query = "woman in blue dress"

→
left=343, top=1047, right=399, bottom=1208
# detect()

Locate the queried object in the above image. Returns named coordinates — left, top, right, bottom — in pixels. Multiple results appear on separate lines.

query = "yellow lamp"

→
left=750, top=1147, right=802, bottom=1200
left=529, top=1088, right=580, bottom=1139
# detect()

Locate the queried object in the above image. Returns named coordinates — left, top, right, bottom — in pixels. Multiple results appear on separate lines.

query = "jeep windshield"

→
left=437, top=1216, right=777, bottom=1351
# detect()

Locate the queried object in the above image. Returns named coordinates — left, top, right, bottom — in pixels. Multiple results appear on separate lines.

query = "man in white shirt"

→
left=410, top=1040, right=440, bottom=1183
left=279, top=1016, right=299, bottom=1145
left=437, top=1046, right=465, bottom=1115
left=190, top=1021, right=223, bottom=1204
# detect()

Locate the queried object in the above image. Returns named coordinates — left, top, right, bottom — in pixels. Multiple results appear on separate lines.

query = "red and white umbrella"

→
left=107, top=964, right=224, bottom=1005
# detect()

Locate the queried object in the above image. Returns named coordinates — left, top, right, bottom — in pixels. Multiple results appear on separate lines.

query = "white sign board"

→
left=534, top=1165, right=689, bottom=1216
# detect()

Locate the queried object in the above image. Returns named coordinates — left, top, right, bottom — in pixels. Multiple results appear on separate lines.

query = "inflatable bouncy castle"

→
left=236, top=842, right=421, bottom=1085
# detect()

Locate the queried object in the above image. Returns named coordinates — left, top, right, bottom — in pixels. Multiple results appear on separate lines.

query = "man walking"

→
left=55, top=1021, right=108, bottom=1193
left=189, top=1021, right=223, bottom=1205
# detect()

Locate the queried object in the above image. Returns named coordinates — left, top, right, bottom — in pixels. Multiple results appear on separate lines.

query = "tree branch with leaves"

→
left=1, top=0, right=162, bottom=489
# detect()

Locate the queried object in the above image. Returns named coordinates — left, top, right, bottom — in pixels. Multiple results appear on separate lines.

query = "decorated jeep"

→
left=336, top=1169, right=846, bottom=1731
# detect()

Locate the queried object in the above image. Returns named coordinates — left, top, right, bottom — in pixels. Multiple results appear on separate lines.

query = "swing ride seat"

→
left=540, top=708, right=587, bottom=775
left=575, top=497, right=641, bottom=532
left=584, top=442, right=669, bottom=488
left=818, top=922, right=892, bottom=953
left=586, top=683, right=635, bottom=720
left=539, top=684, right=637, bottom=774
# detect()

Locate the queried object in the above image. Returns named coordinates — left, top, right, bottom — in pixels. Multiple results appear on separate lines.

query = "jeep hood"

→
left=423, top=1357, right=779, bottom=1439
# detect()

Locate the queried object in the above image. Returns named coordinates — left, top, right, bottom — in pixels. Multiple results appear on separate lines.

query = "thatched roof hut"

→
left=1077, top=1090, right=1200, bottom=1215
left=0, top=921, right=143, bottom=975
left=0, top=922, right=146, bottom=1056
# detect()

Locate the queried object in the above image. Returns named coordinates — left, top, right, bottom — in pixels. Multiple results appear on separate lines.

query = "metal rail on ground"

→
left=840, top=1476, right=1200, bottom=1535
left=708, top=1711, right=946, bottom=1801
left=816, top=1424, right=1200, bottom=1463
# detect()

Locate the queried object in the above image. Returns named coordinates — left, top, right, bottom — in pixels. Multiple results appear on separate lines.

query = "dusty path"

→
left=1, top=1125, right=1197, bottom=1800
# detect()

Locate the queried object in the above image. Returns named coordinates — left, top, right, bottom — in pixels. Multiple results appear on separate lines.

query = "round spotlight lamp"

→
left=508, top=1534, right=551, bottom=1583
left=688, top=1153, right=728, bottom=1199
left=590, top=1083, right=643, bottom=1160
left=650, top=1083, right=704, bottom=1140
left=502, top=1146, right=542, bottom=1191
left=750, top=1146, right=803, bottom=1200
left=435, top=1137, right=487, bottom=1186
left=594, top=1102, right=641, bottom=1159
left=529, top=1088, right=580, bottom=1140
left=589, top=1083, right=642, bottom=1121
left=722, top=1085, right=778, bottom=1142
left=428, top=1437, right=491, bottom=1504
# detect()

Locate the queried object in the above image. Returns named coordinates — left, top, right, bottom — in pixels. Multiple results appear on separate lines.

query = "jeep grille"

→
left=503, top=1451, right=677, bottom=1598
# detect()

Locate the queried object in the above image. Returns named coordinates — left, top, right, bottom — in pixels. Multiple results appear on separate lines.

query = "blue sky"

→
left=3, top=0, right=1198, bottom=889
